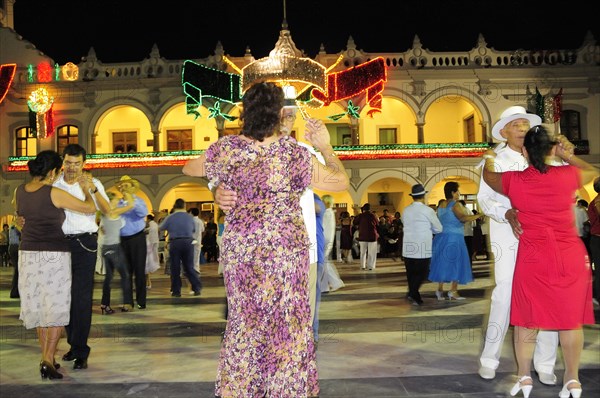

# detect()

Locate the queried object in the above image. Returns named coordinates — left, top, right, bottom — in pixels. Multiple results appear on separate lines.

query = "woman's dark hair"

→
left=240, top=82, right=284, bottom=142
left=524, top=125, right=557, bottom=173
left=27, top=150, right=63, bottom=179
left=444, top=181, right=459, bottom=199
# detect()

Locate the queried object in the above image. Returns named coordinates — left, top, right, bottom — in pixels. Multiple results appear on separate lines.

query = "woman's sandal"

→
left=100, top=305, right=115, bottom=315
left=558, top=379, right=582, bottom=398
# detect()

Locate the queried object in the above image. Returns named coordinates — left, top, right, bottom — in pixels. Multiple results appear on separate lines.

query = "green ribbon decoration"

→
left=327, top=100, right=361, bottom=121
left=208, top=101, right=238, bottom=122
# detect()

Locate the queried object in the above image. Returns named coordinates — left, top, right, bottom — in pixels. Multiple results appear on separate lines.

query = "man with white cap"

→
left=477, top=106, right=559, bottom=383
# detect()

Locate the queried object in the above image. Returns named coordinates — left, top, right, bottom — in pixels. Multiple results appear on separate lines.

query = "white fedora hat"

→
left=491, top=106, right=542, bottom=141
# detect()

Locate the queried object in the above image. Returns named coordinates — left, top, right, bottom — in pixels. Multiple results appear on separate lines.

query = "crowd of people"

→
left=4, top=90, right=598, bottom=398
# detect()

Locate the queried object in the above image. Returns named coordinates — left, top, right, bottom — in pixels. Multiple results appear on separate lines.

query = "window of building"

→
left=325, top=124, right=352, bottom=145
left=379, top=127, right=397, bottom=144
left=15, top=127, right=36, bottom=157
left=464, top=114, right=475, bottom=142
left=113, top=131, right=137, bottom=153
left=560, top=110, right=581, bottom=141
left=166, top=129, right=193, bottom=151
left=56, top=125, right=79, bottom=154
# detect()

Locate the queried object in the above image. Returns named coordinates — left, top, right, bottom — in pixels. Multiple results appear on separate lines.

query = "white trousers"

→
left=479, top=224, right=558, bottom=372
left=359, top=241, right=378, bottom=270
left=193, top=243, right=201, bottom=273
left=308, top=262, right=318, bottom=322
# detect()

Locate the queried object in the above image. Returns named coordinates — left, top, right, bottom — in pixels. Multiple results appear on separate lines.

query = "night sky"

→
left=11, top=0, right=600, bottom=65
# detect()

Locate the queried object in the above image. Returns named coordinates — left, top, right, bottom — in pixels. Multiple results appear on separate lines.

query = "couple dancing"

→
left=479, top=106, right=597, bottom=398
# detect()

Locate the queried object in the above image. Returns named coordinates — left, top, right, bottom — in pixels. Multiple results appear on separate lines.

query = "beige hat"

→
left=491, top=106, right=542, bottom=141
left=118, top=175, right=140, bottom=192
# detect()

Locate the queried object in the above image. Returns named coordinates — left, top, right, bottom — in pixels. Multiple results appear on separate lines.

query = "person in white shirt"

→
left=476, top=106, right=558, bottom=383
left=401, top=184, right=443, bottom=305
left=320, top=195, right=345, bottom=293
left=145, top=214, right=160, bottom=289
left=54, top=144, right=110, bottom=371
left=189, top=207, right=205, bottom=273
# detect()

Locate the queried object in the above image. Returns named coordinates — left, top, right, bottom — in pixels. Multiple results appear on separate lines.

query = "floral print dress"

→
left=206, top=135, right=319, bottom=398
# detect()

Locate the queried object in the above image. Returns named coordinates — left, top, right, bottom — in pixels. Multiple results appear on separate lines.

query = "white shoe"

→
left=510, top=375, right=532, bottom=398
left=435, top=290, right=445, bottom=301
left=558, top=379, right=582, bottom=398
left=448, top=290, right=466, bottom=300
left=478, top=366, right=495, bottom=380
left=535, top=370, right=557, bottom=385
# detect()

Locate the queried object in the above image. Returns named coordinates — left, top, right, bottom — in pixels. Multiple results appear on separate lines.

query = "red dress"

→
left=502, top=165, right=594, bottom=329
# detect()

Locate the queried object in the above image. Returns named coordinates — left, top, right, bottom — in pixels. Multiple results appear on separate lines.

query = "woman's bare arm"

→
left=183, top=155, right=207, bottom=177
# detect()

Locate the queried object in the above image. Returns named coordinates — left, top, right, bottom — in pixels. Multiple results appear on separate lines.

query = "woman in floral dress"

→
left=183, top=82, right=348, bottom=397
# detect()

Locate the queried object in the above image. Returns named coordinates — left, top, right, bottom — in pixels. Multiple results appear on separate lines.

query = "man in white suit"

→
left=477, top=106, right=559, bottom=384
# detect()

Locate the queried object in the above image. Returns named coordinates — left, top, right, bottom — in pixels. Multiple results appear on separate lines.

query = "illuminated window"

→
left=167, top=129, right=192, bottom=151
left=113, top=131, right=137, bottom=153
left=379, top=128, right=397, bottom=144
left=15, top=127, right=36, bottom=156
left=56, top=125, right=79, bottom=154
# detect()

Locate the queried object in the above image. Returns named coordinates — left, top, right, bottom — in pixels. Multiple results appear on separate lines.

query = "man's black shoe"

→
left=137, top=304, right=146, bottom=309
left=193, top=290, right=201, bottom=296
left=62, top=351, right=75, bottom=361
left=73, top=358, right=88, bottom=370
left=171, top=293, right=181, bottom=297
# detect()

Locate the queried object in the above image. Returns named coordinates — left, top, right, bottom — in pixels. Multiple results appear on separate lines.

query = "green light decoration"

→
left=27, top=65, right=34, bottom=82
left=327, top=100, right=361, bottom=121
left=208, top=101, right=238, bottom=122
left=181, top=60, right=242, bottom=120
left=54, top=63, right=61, bottom=81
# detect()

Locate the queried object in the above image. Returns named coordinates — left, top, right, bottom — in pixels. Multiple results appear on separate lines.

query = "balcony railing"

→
left=6, top=143, right=491, bottom=172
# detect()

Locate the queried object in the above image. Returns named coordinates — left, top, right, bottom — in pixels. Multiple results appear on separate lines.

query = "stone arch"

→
left=382, top=86, right=420, bottom=115
left=352, top=169, right=422, bottom=205
left=86, top=97, right=155, bottom=149
left=424, top=166, right=481, bottom=192
left=420, top=85, right=492, bottom=133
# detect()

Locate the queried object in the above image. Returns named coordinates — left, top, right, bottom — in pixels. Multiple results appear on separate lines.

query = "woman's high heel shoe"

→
left=448, top=291, right=466, bottom=300
left=559, top=379, right=582, bottom=398
left=121, top=305, right=132, bottom=312
left=435, top=290, right=445, bottom=300
left=40, top=361, right=63, bottom=380
left=510, top=375, right=532, bottom=398
left=100, top=305, right=115, bottom=315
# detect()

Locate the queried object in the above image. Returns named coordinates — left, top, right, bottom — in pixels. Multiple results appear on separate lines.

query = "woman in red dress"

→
left=483, top=126, right=598, bottom=398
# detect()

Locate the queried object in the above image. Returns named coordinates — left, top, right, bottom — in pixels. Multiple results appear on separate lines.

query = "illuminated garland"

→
left=312, top=57, right=387, bottom=117
left=6, top=144, right=490, bottom=172
left=181, top=60, right=241, bottom=119
left=532, top=86, right=563, bottom=123
left=328, top=100, right=360, bottom=121
left=27, top=88, right=55, bottom=138
left=37, top=62, right=53, bottom=83
left=61, top=62, right=79, bottom=81
left=0, top=64, right=16, bottom=104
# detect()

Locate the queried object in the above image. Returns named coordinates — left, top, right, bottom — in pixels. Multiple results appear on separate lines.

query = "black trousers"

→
left=590, top=235, right=600, bottom=301
left=65, top=234, right=97, bottom=360
left=404, top=257, right=431, bottom=303
left=121, top=230, right=147, bottom=307
left=9, top=244, right=19, bottom=298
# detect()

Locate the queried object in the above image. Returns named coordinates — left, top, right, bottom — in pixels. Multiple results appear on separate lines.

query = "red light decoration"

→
left=37, top=62, right=53, bottom=83
left=312, top=57, right=387, bottom=117
left=0, top=63, right=17, bottom=104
